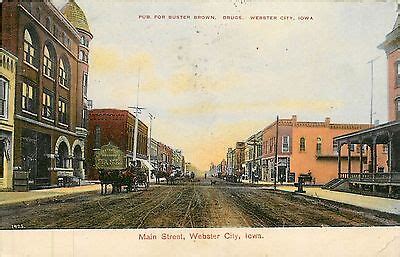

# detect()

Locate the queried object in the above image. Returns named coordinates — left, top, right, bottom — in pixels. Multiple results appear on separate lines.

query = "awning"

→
left=138, top=159, right=155, bottom=171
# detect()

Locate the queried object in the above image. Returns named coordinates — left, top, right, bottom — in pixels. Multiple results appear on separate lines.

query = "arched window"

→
left=316, top=137, right=322, bottom=155
left=43, top=43, right=55, bottom=78
left=59, top=57, right=70, bottom=88
left=23, top=28, right=38, bottom=67
left=300, top=137, right=306, bottom=152
left=45, top=17, right=51, bottom=30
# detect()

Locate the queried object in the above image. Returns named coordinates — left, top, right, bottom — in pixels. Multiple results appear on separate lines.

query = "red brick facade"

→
left=86, top=109, right=148, bottom=179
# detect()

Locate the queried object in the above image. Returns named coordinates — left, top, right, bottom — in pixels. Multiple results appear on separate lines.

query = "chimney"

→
left=325, top=117, right=331, bottom=126
left=292, top=114, right=297, bottom=126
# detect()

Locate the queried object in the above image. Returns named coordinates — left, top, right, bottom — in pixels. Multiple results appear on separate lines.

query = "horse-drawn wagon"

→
left=96, top=143, right=149, bottom=195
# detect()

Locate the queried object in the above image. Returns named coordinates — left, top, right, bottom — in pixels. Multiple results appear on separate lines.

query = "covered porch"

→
left=333, top=120, right=400, bottom=196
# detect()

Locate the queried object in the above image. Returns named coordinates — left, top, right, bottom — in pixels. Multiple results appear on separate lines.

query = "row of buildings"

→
left=211, top=8, right=400, bottom=188
left=86, top=109, right=186, bottom=181
left=212, top=116, right=388, bottom=185
left=0, top=0, right=185, bottom=190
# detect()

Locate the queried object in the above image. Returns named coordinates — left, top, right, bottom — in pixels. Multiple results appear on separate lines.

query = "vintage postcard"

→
left=0, top=0, right=399, bottom=256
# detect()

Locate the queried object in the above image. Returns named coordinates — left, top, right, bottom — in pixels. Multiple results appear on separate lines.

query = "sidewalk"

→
left=0, top=184, right=100, bottom=205
left=277, top=185, right=400, bottom=215
left=241, top=180, right=400, bottom=215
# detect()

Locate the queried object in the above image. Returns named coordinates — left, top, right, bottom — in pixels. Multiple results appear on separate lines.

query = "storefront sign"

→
left=95, top=143, right=126, bottom=170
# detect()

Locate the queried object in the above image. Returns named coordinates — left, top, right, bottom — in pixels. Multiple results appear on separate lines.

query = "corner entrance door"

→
left=21, top=129, right=51, bottom=188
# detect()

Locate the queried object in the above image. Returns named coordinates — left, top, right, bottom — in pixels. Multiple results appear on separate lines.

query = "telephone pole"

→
left=367, top=56, right=380, bottom=125
left=128, top=67, right=145, bottom=162
left=274, top=115, right=279, bottom=190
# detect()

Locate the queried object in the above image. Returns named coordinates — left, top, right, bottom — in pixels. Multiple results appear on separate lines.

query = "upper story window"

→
left=282, top=136, right=289, bottom=153
left=58, top=98, right=68, bottom=125
left=299, top=137, right=306, bottom=152
left=95, top=125, right=101, bottom=149
left=23, top=28, right=38, bottom=67
left=83, top=72, right=88, bottom=97
left=396, top=62, right=400, bottom=86
left=396, top=98, right=400, bottom=120
left=43, top=44, right=56, bottom=78
left=59, top=57, right=70, bottom=88
left=22, top=82, right=37, bottom=114
left=316, top=137, right=322, bottom=155
left=0, top=78, right=9, bottom=119
left=42, top=90, right=54, bottom=120
left=45, top=17, right=51, bottom=31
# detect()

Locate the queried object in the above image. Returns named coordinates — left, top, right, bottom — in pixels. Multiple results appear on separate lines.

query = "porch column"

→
left=388, top=133, right=393, bottom=173
left=337, top=142, right=342, bottom=178
left=359, top=142, right=363, bottom=173
left=372, top=136, right=377, bottom=174
left=347, top=142, right=352, bottom=175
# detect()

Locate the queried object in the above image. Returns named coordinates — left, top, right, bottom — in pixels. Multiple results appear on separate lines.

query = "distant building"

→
left=0, top=49, right=17, bottom=189
left=157, top=141, right=173, bottom=174
left=262, top=115, right=386, bottom=184
left=1, top=0, right=92, bottom=188
left=234, top=142, right=245, bottom=178
left=86, top=109, right=148, bottom=179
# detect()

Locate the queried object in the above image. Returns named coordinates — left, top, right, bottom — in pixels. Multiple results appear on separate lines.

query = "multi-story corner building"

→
left=1, top=0, right=92, bottom=188
left=380, top=8, right=400, bottom=122
left=262, top=115, right=385, bottom=184
left=86, top=109, right=149, bottom=179
left=0, top=49, right=17, bottom=189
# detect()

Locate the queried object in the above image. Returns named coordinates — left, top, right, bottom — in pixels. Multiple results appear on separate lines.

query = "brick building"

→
left=86, top=109, right=148, bottom=179
left=262, top=115, right=387, bottom=184
left=380, top=7, right=400, bottom=121
left=157, top=141, right=173, bottom=174
left=1, top=0, right=92, bottom=188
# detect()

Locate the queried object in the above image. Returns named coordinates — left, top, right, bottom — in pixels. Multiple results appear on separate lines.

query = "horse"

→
left=99, top=170, right=122, bottom=195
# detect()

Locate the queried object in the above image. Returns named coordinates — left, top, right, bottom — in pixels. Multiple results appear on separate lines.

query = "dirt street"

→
left=1, top=179, right=399, bottom=229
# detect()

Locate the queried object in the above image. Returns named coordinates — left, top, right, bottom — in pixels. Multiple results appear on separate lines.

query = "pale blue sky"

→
left=54, top=0, right=396, bottom=170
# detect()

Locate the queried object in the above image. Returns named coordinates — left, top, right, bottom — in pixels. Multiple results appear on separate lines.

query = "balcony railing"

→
left=338, top=172, right=400, bottom=183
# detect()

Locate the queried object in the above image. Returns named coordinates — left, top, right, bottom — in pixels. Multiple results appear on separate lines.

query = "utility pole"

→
left=146, top=113, right=155, bottom=183
left=274, top=115, right=279, bottom=190
left=367, top=56, right=380, bottom=125
left=128, top=67, right=145, bottom=163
